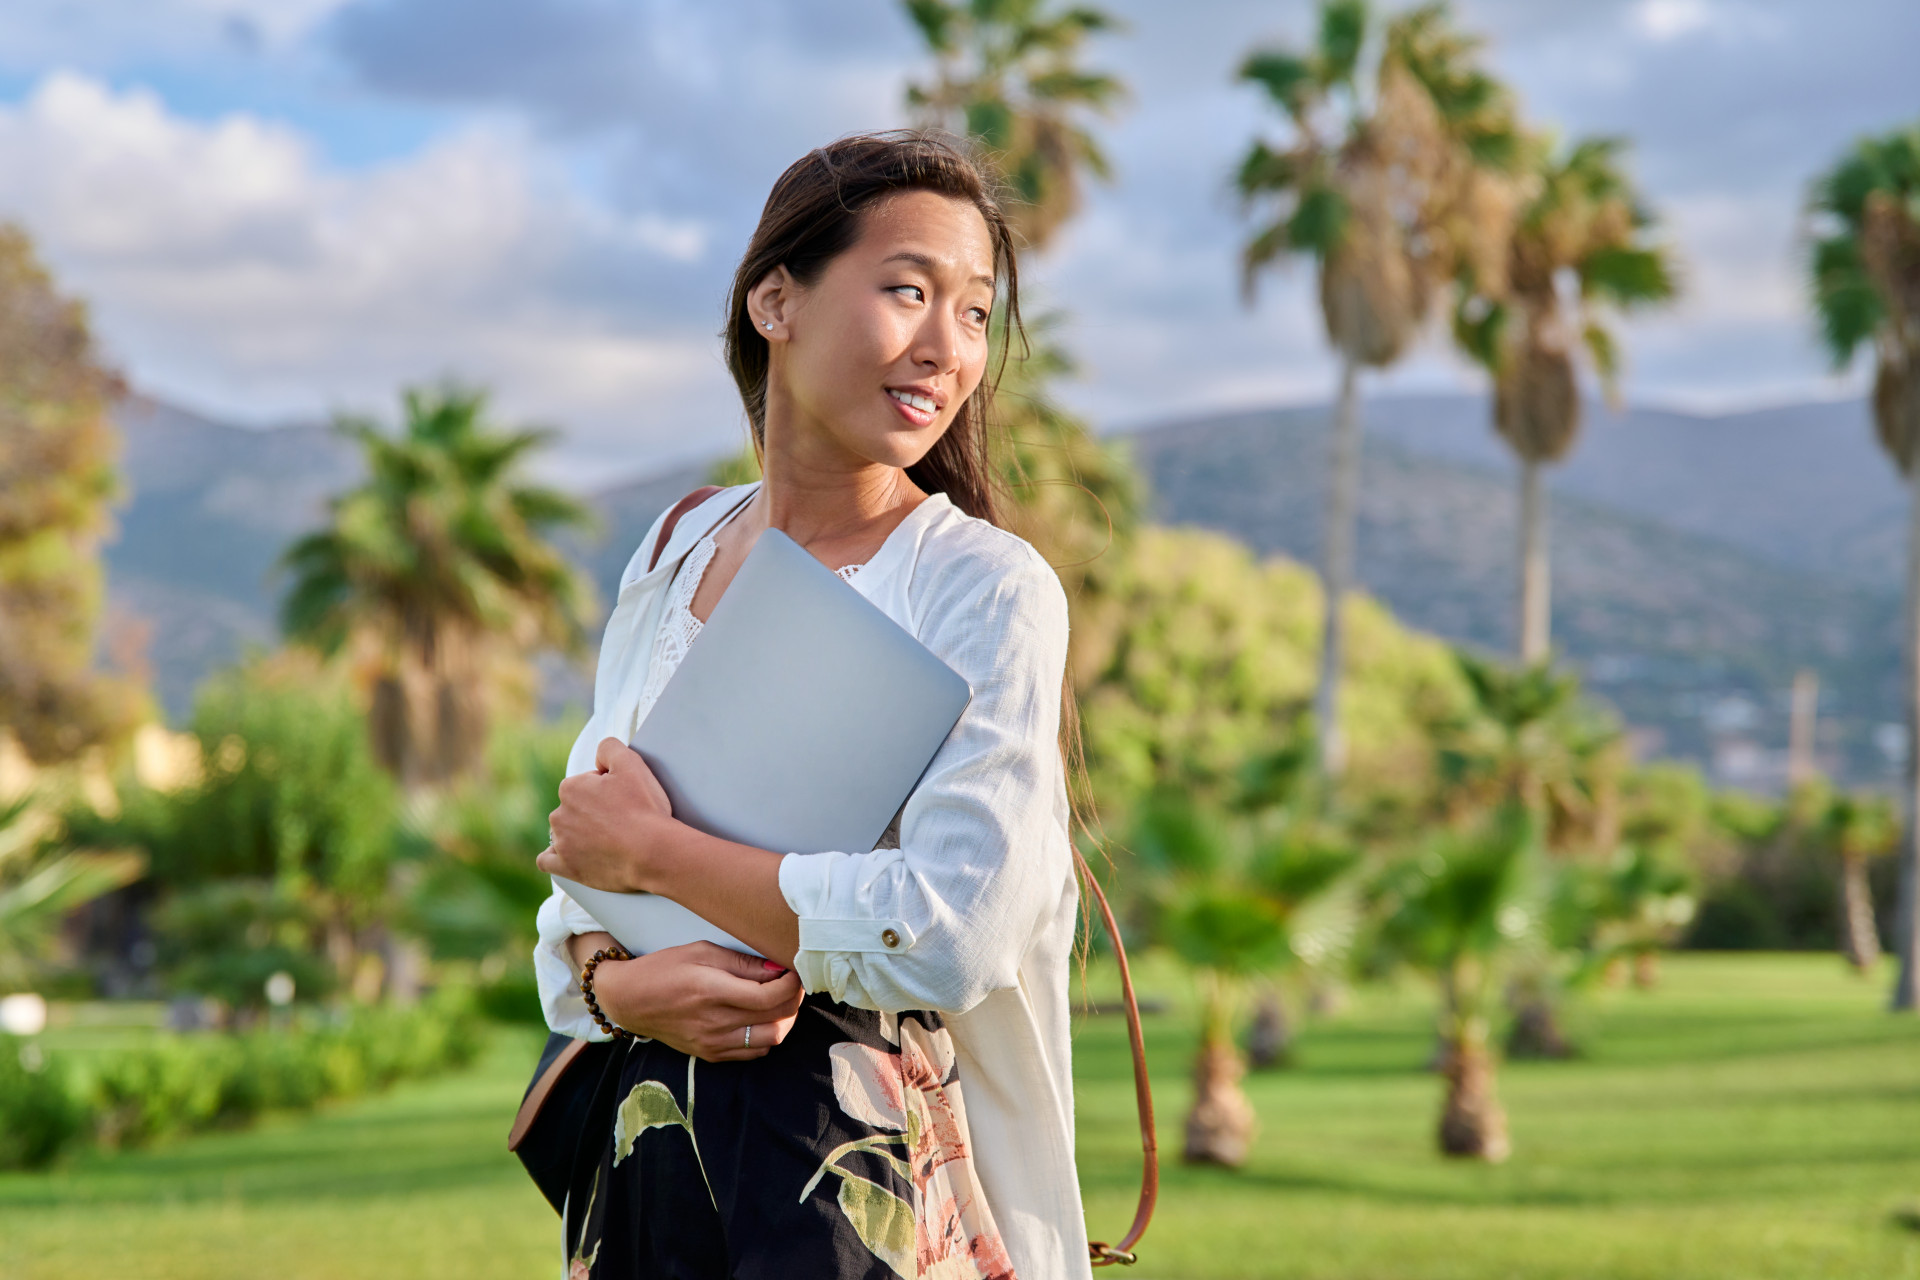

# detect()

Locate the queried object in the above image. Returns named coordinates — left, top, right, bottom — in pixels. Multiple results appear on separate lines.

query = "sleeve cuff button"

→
left=881, top=928, right=900, bottom=949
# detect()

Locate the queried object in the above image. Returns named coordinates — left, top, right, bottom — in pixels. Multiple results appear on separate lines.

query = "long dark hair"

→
left=728, top=132, right=1111, bottom=969
left=722, top=130, right=1023, bottom=527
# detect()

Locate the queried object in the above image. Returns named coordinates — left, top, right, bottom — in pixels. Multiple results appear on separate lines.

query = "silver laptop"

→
left=554, top=527, right=973, bottom=958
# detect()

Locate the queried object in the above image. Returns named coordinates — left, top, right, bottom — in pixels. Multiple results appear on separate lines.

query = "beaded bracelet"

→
left=580, top=944, right=636, bottom=1040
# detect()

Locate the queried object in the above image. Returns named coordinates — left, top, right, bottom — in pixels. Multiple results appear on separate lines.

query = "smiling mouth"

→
left=886, top=387, right=939, bottom=425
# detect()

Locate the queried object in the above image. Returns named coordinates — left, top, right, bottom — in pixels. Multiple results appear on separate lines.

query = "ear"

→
left=747, top=266, right=798, bottom=341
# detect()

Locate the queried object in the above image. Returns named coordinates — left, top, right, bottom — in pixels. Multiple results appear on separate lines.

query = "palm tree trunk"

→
left=1505, top=981, right=1574, bottom=1060
left=1840, top=853, right=1882, bottom=972
left=1185, top=975, right=1257, bottom=1165
left=1315, top=357, right=1361, bottom=780
left=1246, top=987, right=1292, bottom=1069
left=1184, top=1033, right=1257, bottom=1166
left=1895, top=460, right=1920, bottom=1011
left=1518, top=456, right=1550, bottom=665
left=1437, top=1018, right=1510, bottom=1162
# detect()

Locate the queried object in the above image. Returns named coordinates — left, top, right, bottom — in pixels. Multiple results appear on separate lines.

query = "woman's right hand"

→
left=588, top=941, right=804, bottom=1063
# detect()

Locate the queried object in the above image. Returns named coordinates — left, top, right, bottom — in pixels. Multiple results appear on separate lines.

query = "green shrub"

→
left=0, top=1037, right=86, bottom=1169
left=476, top=971, right=545, bottom=1026
left=12, top=989, right=489, bottom=1165
left=92, top=1037, right=225, bottom=1149
left=152, top=881, right=340, bottom=1011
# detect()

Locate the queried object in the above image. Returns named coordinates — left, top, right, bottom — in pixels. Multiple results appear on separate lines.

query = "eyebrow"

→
left=882, top=250, right=996, bottom=291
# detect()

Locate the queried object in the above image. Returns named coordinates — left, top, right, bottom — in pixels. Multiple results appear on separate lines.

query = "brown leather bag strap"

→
left=1076, top=846, right=1158, bottom=1267
left=646, top=485, right=725, bottom=573
left=646, top=482, right=1157, bottom=1263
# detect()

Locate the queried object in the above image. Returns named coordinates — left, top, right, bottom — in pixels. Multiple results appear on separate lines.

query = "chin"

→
left=845, top=422, right=940, bottom=470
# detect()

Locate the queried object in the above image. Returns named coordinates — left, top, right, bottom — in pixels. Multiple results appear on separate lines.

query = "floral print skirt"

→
left=567, top=993, right=1015, bottom=1280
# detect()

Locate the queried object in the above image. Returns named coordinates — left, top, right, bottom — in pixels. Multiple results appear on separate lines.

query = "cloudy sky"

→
left=1, top=0, right=1912, bottom=485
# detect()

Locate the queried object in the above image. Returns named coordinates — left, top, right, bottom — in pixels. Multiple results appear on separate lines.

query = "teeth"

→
left=889, top=389, right=936, bottom=413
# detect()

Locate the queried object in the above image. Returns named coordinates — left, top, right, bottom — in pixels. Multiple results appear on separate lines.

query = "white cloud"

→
left=1627, top=0, right=1786, bottom=47
left=0, top=72, right=737, bottom=483
left=1631, top=0, right=1716, bottom=42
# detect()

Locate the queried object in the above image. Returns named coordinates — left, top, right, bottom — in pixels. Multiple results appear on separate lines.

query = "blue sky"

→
left=0, top=0, right=1912, bottom=486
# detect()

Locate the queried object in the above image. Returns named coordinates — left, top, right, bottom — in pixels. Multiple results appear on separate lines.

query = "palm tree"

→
left=1453, top=137, right=1678, bottom=663
left=1801, top=784, right=1897, bottom=973
left=280, top=386, right=596, bottom=791
left=1236, top=0, right=1521, bottom=780
left=1806, top=122, right=1920, bottom=1008
left=0, top=792, right=143, bottom=990
left=1374, top=806, right=1540, bottom=1160
left=1586, top=843, right=1695, bottom=989
left=904, top=0, right=1126, bottom=252
left=1442, top=651, right=1619, bottom=827
left=1128, top=788, right=1356, bottom=1165
left=899, top=0, right=1142, bottom=686
left=1442, top=651, right=1621, bottom=1054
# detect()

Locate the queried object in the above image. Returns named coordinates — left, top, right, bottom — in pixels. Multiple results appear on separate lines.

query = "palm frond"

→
left=1451, top=294, right=1505, bottom=370
left=1011, top=6, right=1119, bottom=57
left=1804, top=125, right=1920, bottom=366
left=1580, top=244, right=1676, bottom=306
left=1316, top=0, right=1369, bottom=88
left=1162, top=887, right=1289, bottom=976
left=0, top=848, right=145, bottom=950
left=1239, top=49, right=1318, bottom=121
left=1582, top=320, right=1622, bottom=405
left=1808, top=233, right=1884, bottom=365
left=1234, top=140, right=1301, bottom=199
left=1128, top=790, right=1231, bottom=879
left=1286, top=183, right=1349, bottom=255
left=1026, top=69, right=1125, bottom=110
left=904, top=0, right=960, bottom=52
left=964, top=96, right=1017, bottom=151
left=508, top=485, right=597, bottom=532
left=1239, top=221, right=1293, bottom=301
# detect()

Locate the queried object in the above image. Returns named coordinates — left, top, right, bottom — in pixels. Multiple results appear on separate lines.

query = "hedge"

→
left=0, top=988, right=485, bottom=1170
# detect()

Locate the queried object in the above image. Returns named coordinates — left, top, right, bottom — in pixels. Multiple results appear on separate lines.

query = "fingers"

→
left=535, top=846, right=564, bottom=876
left=682, top=942, right=790, bottom=983
left=594, top=736, right=630, bottom=774
left=694, top=1014, right=799, bottom=1064
left=711, top=968, right=802, bottom=1016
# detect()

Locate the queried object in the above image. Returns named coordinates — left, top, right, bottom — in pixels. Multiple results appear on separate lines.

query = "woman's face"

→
left=756, top=190, right=997, bottom=473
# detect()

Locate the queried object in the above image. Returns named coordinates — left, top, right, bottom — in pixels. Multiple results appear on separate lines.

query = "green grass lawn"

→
left=3, top=952, right=1918, bottom=1279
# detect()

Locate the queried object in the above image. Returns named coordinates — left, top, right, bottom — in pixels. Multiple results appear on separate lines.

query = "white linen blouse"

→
left=532, top=482, right=1092, bottom=1280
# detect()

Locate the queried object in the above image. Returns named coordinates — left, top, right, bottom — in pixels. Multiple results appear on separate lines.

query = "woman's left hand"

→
left=537, top=737, right=677, bottom=893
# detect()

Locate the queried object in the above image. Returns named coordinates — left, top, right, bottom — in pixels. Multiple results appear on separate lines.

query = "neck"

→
left=747, top=398, right=927, bottom=550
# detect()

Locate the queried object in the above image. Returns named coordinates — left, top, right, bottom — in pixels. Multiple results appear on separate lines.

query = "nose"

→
left=911, top=305, right=961, bottom=377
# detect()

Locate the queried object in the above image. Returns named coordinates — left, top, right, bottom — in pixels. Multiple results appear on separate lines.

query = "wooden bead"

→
left=580, top=944, right=635, bottom=1040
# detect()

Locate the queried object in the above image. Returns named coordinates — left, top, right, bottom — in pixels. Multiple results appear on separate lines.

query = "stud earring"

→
left=764, top=321, right=773, bottom=330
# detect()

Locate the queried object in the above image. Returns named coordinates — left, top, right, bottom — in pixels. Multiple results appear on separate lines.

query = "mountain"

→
left=102, top=396, right=709, bottom=721
left=106, top=397, right=361, bottom=717
left=98, top=393, right=1907, bottom=787
left=1346, top=394, right=1906, bottom=590
left=1119, top=397, right=1904, bottom=786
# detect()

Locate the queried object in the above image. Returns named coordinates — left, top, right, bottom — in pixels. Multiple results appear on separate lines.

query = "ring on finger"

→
left=743, top=1025, right=752, bottom=1049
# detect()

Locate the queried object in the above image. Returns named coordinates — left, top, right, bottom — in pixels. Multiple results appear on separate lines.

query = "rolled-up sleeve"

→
left=534, top=885, right=613, bottom=1041
left=778, top=550, right=1072, bottom=1015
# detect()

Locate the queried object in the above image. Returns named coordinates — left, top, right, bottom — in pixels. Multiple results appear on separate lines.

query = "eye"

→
left=967, top=306, right=990, bottom=325
left=890, top=285, right=925, bottom=302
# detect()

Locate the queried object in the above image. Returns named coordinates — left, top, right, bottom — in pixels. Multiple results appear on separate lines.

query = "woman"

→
left=532, top=132, right=1089, bottom=1280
